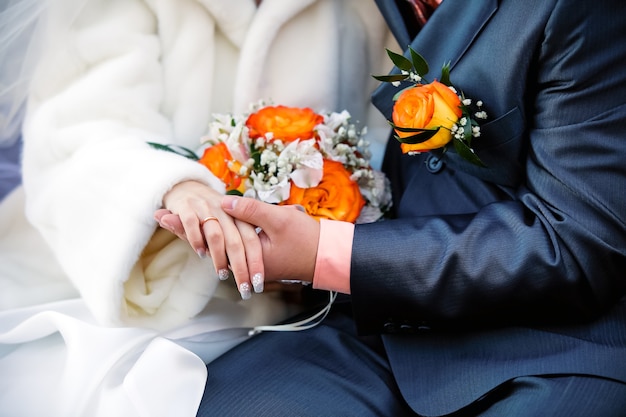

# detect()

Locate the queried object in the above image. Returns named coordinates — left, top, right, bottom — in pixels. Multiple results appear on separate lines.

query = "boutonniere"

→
left=150, top=101, right=392, bottom=224
left=374, top=47, right=487, bottom=166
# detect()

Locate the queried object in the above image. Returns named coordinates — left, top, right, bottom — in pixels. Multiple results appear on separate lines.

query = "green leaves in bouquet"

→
left=249, top=146, right=263, bottom=173
left=147, top=142, right=199, bottom=161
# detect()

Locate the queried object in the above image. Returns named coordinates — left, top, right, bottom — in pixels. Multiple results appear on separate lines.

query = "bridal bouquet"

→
left=172, top=102, right=391, bottom=223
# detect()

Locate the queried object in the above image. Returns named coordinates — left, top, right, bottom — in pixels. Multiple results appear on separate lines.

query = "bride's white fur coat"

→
left=9, top=0, right=393, bottom=328
left=0, top=1, right=395, bottom=415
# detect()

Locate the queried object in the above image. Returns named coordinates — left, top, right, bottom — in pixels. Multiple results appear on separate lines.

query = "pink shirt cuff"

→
left=312, top=219, right=354, bottom=294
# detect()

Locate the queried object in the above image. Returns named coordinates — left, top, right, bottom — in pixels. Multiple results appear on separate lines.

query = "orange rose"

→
left=281, top=159, right=365, bottom=222
left=246, top=105, right=324, bottom=143
left=198, top=143, right=246, bottom=193
left=392, top=80, right=462, bottom=153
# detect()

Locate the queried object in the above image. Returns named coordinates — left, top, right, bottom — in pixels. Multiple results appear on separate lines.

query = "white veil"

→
left=0, top=0, right=49, bottom=148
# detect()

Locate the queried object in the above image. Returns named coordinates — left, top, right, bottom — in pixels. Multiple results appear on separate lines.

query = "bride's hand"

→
left=159, top=180, right=264, bottom=299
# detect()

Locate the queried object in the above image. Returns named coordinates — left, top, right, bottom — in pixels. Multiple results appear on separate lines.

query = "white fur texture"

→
left=8, top=0, right=393, bottom=328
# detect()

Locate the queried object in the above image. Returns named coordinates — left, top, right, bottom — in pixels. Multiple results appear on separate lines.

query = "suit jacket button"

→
left=400, top=324, right=415, bottom=333
left=425, top=154, right=444, bottom=173
left=383, top=322, right=398, bottom=333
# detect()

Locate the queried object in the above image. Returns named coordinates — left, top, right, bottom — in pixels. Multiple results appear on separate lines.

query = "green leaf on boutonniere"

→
left=462, top=121, right=474, bottom=143
left=453, top=139, right=486, bottom=167
left=372, top=74, right=410, bottom=83
left=226, top=189, right=243, bottom=196
left=392, top=86, right=413, bottom=101
left=147, top=142, right=199, bottom=161
left=386, top=48, right=413, bottom=72
left=390, top=123, right=441, bottom=144
left=409, top=47, right=429, bottom=76
left=440, top=62, right=451, bottom=86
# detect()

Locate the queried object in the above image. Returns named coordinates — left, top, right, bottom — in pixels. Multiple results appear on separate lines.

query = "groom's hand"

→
left=222, top=195, right=320, bottom=283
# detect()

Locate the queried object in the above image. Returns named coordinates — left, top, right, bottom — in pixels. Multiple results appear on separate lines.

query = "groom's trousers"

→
left=197, top=301, right=626, bottom=417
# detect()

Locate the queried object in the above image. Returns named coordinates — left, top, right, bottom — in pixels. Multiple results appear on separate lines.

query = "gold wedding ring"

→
left=200, top=216, right=219, bottom=226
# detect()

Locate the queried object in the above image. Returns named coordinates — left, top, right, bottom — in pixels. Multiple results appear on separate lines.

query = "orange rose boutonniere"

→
left=392, top=80, right=462, bottom=153
left=374, top=47, right=487, bottom=166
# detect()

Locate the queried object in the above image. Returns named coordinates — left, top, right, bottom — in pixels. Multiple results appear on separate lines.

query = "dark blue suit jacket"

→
left=350, top=1, right=626, bottom=414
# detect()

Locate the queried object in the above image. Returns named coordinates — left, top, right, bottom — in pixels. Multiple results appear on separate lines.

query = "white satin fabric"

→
left=0, top=301, right=207, bottom=417
left=0, top=298, right=274, bottom=417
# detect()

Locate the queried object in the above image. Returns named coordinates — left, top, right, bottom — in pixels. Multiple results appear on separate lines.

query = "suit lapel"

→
left=373, top=0, right=498, bottom=119
left=411, top=0, right=498, bottom=76
left=374, top=0, right=413, bottom=49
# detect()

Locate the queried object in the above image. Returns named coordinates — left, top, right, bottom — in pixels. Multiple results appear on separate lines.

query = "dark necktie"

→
left=405, top=0, right=442, bottom=27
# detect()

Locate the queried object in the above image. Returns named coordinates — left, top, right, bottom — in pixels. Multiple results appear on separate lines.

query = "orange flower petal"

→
left=392, top=80, right=462, bottom=154
left=246, top=105, right=324, bottom=143
left=281, top=160, right=364, bottom=222
left=199, top=143, right=246, bottom=193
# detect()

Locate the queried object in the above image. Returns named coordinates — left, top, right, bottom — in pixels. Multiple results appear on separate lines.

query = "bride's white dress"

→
left=0, top=187, right=296, bottom=417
